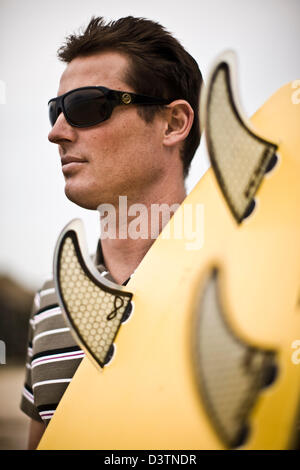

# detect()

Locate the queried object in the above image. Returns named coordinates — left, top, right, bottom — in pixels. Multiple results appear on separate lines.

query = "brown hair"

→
left=57, top=16, right=202, bottom=177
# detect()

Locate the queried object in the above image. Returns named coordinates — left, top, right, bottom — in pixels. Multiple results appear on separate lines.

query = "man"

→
left=20, top=15, right=202, bottom=449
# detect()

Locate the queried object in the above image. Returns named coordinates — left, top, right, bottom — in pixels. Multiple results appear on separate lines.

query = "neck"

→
left=98, top=176, right=186, bottom=285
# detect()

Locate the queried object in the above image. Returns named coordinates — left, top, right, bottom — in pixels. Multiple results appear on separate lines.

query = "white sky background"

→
left=0, top=0, right=299, bottom=290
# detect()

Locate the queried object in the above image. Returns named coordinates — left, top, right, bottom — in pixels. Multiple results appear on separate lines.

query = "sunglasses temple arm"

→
left=132, top=95, right=170, bottom=105
left=112, top=90, right=169, bottom=106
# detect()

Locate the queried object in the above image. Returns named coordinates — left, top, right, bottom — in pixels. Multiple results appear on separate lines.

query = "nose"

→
left=48, top=111, right=77, bottom=144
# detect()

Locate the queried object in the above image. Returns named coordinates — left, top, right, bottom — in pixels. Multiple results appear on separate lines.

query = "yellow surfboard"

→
left=38, top=51, right=300, bottom=450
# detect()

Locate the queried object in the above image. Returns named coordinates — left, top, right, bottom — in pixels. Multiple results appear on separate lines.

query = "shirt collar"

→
left=94, top=239, right=131, bottom=286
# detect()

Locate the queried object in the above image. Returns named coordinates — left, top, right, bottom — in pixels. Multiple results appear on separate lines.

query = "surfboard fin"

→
left=193, top=268, right=277, bottom=448
left=201, top=51, right=278, bottom=223
left=53, top=219, right=133, bottom=369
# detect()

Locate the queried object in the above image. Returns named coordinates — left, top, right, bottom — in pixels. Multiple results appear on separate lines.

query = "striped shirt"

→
left=20, top=242, right=116, bottom=425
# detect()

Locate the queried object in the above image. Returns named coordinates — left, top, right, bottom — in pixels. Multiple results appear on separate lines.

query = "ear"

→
left=163, top=100, right=194, bottom=149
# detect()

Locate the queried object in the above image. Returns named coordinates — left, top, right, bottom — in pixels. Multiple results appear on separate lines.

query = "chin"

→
left=64, top=185, right=100, bottom=211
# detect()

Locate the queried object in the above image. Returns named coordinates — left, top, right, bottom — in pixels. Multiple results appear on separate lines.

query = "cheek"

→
left=86, top=125, right=136, bottom=164
left=83, top=112, right=164, bottom=177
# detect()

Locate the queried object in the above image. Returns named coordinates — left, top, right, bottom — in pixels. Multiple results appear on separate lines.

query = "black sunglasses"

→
left=48, top=86, right=171, bottom=128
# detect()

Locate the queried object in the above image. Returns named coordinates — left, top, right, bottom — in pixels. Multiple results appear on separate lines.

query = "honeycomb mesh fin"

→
left=54, top=223, right=133, bottom=369
left=205, top=55, right=278, bottom=223
left=193, top=269, right=276, bottom=448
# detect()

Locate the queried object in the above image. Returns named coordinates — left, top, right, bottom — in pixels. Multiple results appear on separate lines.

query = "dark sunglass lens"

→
left=48, top=100, right=58, bottom=126
left=64, top=88, right=111, bottom=126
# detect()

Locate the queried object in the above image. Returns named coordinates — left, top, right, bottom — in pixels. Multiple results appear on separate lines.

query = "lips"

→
left=61, top=156, right=87, bottom=166
left=61, top=156, right=88, bottom=176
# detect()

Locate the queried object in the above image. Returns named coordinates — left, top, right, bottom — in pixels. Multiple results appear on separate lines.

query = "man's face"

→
left=48, top=52, right=168, bottom=210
